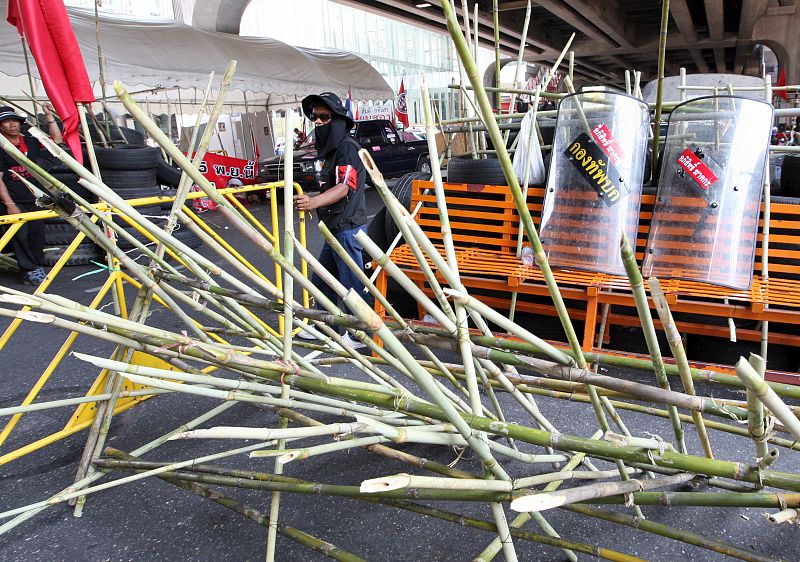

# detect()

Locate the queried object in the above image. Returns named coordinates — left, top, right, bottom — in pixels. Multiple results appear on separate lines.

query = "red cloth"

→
left=7, top=0, right=95, bottom=164
left=776, top=68, right=789, bottom=101
left=395, top=79, right=409, bottom=128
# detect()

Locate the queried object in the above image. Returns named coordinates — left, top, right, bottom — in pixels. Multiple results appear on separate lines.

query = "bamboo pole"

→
left=493, top=0, right=500, bottom=113
left=511, top=472, right=696, bottom=513
left=735, top=357, right=800, bottom=442
left=647, top=278, right=713, bottom=458
left=502, top=0, right=531, bottom=145
left=265, top=106, right=296, bottom=562
left=74, top=67, right=232, bottom=516
left=650, top=0, right=669, bottom=182
left=564, top=504, right=776, bottom=562
left=0, top=401, right=237, bottom=534
left=747, top=353, right=770, bottom=463
left=620, top=235, right=686, bottom=452
left=97, top=453, right=644, bottom=561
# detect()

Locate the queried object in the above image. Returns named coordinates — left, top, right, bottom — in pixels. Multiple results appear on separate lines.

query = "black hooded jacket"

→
left=314, top=116, right=366, bottom=234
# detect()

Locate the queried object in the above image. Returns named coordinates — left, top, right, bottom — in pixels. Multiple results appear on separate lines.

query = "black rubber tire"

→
left=117, top=205, right=166, bottom=223
left=393, top=171, right=429, bottom=210
left=51, top=170, right=98, bottom=202
left=780, top=155, right=800, bottom=198
left=416, top=156, right=432, bottom=175
left=384, top=171, right=430, bottom=245
left=772, top=195, right=800, bottom=205
left=102, top=185, right=163, bottom=202
left=158, top=189, right=179, bottom=210
left=86, top=122, right=146, bottom=146
left=93, top=145, right=160, bottom=170
left=42, top=243, right=103, bottom=266
left=446, top=157, right=509, bottom=185
left=156, top=158, right=183, bottom=188
left=99, top=167, right=158, bottom=190
left=116, top=224, right=202, bottom=251
left=44, top=222, right=85, bottom=246
left=367, top=209, right=391, bottom=252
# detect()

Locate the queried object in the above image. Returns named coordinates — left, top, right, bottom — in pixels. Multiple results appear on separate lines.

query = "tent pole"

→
left=19, top=37, right=39, bottom=117
left=176, top=88, right=184, bottom=159
left=243, top=91, right=257, bottom=161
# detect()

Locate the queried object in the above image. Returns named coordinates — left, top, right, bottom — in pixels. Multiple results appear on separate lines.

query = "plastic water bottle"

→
left=521, top=245, right=534, bottom=267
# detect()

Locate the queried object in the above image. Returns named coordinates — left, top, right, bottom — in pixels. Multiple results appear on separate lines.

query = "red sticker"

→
left=676, top=149, right=718, bottom=190
left=337, top=165, right=358, bottom=191
left=590, top=123, right=624, bottom=166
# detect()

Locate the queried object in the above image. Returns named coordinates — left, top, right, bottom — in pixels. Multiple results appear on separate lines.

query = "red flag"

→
left=395, top=79, right=409, bottom=128
left=7, top=0, right=95, bottom=164
left=776, top=68, right=789, bottom=101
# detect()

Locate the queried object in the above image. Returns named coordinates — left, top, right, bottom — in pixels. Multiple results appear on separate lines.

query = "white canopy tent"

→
left=0, top=4, right=392, bottom=158
left=0, top=3, right=393, bottom=105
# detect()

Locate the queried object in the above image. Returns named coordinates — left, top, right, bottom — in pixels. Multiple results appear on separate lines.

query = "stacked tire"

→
left=93, top=145, right=202, bottom=261
left=40, top=156, right=103, bottom=267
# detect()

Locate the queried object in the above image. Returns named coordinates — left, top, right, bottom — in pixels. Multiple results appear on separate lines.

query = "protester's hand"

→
left=293, top=194, right=317, bottom=211
left=2, top=201, right=20, bottom=215
left=43, top=102, right=54, bottom=117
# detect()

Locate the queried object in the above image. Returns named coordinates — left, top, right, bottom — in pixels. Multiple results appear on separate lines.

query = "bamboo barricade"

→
left=1, top=14, right=799, bottom=562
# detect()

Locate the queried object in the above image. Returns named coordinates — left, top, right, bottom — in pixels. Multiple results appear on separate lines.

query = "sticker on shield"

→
left=564, top=132, right=628, bottom=206
left=676, top=146, right=718, bottom=190
left=590, top=123, right=624, bottom=166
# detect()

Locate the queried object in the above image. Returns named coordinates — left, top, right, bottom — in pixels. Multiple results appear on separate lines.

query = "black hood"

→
left=301, top=92, right=354, bottom=129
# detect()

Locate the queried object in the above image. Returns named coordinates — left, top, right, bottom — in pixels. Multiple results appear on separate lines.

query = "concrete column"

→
left=753, top=6, right=799, bottom=83
left=191, top=0, right=252, bottom=34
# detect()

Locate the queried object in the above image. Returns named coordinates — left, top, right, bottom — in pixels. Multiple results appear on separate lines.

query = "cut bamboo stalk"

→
left=735, top=357, right=800, bottom=442
left=620, top=234, right=686, bottom=453
left=767, top=509, right=799, bottom=525
left=648, top=277, right=714, bottom=458
left=511, top=472, right=695, bottom=512
left=102, top=449, right=366, bottom=562
left=565, top=504, right=775, bottom=562
left=650, top=0, right=670, bottom=182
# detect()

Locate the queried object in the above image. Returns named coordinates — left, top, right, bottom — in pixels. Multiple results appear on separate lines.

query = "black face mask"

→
left=314, top=122, right=330, bottom=153
left=314, top=116, right=348, bottom=158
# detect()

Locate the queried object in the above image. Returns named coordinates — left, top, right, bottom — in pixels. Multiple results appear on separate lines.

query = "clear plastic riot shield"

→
left=642, top=96, right=773, bottom=290
left=540, top=91, right=650, bottom=276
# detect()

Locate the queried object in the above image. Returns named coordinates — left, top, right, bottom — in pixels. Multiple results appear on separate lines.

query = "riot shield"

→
left=642, top=96, right=773, bottom=290
left=540, top=91, right=650, bottom=276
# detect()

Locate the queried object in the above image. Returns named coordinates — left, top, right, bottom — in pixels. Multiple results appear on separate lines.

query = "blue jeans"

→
left=311, top=225, right=373, bottom=312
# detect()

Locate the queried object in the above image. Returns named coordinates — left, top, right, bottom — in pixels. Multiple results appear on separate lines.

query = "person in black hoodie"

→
left=294, top=93, right=369, bottom=344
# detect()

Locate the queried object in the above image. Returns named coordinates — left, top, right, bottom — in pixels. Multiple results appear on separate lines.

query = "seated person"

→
left=0, top=103, right=62, bottom=286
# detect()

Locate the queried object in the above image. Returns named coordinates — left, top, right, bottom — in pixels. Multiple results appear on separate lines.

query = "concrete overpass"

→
left=187, top=0, right=800, bottom=84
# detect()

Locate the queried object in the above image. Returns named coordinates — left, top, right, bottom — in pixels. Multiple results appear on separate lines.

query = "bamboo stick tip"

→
left=510, top=492, right=564, bottom=513
left=278, top=451, right=299, bottom=464
left=360, top=474, right=410, bottom=494
left=0, top=294, right=39, bottom=306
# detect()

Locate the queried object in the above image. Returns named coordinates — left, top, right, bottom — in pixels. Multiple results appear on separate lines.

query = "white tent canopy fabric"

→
left=0, top=3, right=392, bottom=105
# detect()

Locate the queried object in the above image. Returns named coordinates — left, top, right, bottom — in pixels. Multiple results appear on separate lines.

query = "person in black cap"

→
left=0, top=103, right=62, bottom=286
left=294, top=92, right=368, bottom=346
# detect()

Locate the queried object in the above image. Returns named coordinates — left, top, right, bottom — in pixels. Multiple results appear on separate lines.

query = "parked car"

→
left=257, top=119, right=430, bottom=191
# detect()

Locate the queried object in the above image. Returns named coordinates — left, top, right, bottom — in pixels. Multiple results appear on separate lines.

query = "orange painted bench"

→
left=375, top=180, right=800, bottom=359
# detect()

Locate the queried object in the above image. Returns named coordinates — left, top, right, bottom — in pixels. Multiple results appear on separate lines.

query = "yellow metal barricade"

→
left=0, top=182, right=309, bottom=464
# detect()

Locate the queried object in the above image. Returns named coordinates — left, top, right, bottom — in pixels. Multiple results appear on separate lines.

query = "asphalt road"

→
left=1, top=187, right=799, bottom=561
